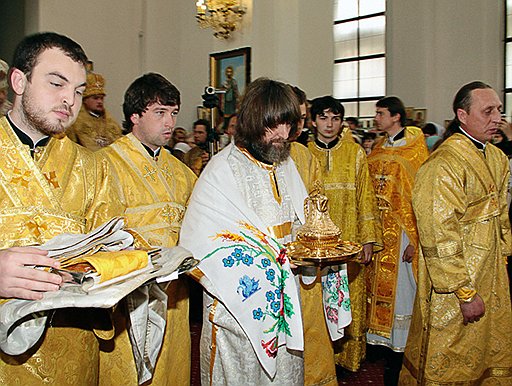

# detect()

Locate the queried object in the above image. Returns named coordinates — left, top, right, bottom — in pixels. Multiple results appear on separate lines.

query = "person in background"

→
left=184, top=118, right=210, bottom=175
left=366, top=96, right=429, bottom=385
left=308, top=95, right=382, bottom=376
left=67, top=71, right=122, bottom=151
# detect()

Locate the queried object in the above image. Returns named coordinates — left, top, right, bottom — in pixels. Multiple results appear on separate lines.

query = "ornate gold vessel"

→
left=288, top=182, right=362, bottom=266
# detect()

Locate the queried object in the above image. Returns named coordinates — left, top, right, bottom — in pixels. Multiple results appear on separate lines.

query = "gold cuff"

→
left=455, top=287, right=477, bottom=303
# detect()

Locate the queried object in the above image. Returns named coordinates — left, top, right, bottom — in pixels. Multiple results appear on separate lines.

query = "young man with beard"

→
left=67, top=71, right=122, bottom=151
left=307, top=96, right=382, bottom=376
left=0, top=32, right=122, bottom=384
left=180, top=78, right=308, bottom=385
left=98, top=73, right=197, bottom=386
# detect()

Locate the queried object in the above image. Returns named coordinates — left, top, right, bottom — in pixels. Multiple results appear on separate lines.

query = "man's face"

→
left=16, top=48, right=86, bottom=136
left=374, top=106, right=398, bottom=132
left=83, top=94, right=105, bottom=115
left=313, top=109, right=342, bottom=143
left=225, top=67, right=233, bottom=79
left=194, top=124, right=208, bottom=145
left=251, top=123, right=291, bottom=164
left=458, top=88, right=502, bottom=143
left=131, top=102, right=179, bottom=150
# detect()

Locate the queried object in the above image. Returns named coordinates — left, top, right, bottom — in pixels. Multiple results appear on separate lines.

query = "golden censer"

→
left=287, top=182, right=362, bottom=267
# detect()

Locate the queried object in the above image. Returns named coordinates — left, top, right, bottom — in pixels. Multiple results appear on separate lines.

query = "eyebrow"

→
left=48, top=72, right=86, bottom=89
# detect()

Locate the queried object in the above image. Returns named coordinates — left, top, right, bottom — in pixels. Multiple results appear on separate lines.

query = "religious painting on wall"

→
left=209, top=47, right=251, bottom=127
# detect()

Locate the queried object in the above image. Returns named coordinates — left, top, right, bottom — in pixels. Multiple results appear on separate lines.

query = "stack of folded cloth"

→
left=0, top=217, right=195, bottom=361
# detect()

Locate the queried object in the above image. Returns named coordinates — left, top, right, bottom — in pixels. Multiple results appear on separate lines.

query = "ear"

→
left=130, top=113, right=140, bottom=127
left=10, top=68, right=27, bottom=96
left=312, top=119, right=317, bottom=128
left=456, top=108, right=468, bottom=126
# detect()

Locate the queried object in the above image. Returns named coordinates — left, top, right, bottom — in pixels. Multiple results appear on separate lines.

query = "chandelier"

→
left=196, top=0, right=246, bottom=39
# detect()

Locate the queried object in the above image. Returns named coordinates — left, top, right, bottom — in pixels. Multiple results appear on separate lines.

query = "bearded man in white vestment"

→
left=180, top=78, right=309, bottom=385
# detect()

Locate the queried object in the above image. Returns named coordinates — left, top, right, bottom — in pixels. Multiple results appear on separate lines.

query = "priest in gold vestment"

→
left=0, top=33, right=123, bottom=385
left=400, top=82, right=512, bottom=385
left=99, top=73, right=197, bottom=386
left=366, top=96, right=428, bottom=384
left=307, top=96, right=382, bottom=373
left=290, top=87, right=339, bottom=386
left=67, top=72, right=122, bottom=151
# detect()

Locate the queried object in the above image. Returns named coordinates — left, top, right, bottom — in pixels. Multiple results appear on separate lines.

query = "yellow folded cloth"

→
left=83, top=250, right=149, bottom=282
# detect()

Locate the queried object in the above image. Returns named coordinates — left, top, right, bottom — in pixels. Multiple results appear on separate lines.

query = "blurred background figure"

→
left=422, top=122, right=441, bottom=152
left=219, top=114, right=237, bottom=149
left=0, top=59, right=13, bottom=117
left=362, top=132, right=377, bottom=155
left=67, top=71, right=122, bottom=151
left=184, top=119, right=210, bottom=175
left=167, top=127, right=191, bottom=162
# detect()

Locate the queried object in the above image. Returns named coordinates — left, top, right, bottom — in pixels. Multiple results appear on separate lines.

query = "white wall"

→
left=3, top=1, right=506, bottom=128
left=387, top=0, right=504, bottom=124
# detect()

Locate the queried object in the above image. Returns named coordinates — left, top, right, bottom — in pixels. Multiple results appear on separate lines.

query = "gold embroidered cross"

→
left=160, top=163, right=173, bottom=179
left=44, top=171, right=60, bottom=188
left=143, top=165, right=157, bottom=182
left=27, top=219, right=48, bottom=238
left=11, top=167, right=32, bottom=187
left=161, top=204, right=183, bottom=225
left=161, top=204, right=175, bottom=224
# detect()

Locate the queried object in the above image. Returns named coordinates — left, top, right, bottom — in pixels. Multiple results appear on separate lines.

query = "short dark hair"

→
left=422, top=123, right=437, bottom=136
left=12, top=32, right=88, bottom=81
left=193, top=119, right=210, bottom=130
left=235, top=77, right=300, bottom=148
left=310, top=96, right=344, bottom=121
left=346, top=117, right=359, bottom=126
left=376, top=96, right=407, bottom=127
left=122, top=73, right=180, bottom=132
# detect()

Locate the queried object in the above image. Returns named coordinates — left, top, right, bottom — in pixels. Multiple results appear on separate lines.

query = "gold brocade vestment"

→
left=400, top=134, right=512, bottom=385
left=290, top=142, right=338, bottom=386
left=366, top=127, right=428, bottom=338
left=0, top=116, right=122, bottom=385
left=99, top=133, right=197, bottom=386
left=67, top=106, right=122, bottom=151
left=308, top=139, right=382, bottom=372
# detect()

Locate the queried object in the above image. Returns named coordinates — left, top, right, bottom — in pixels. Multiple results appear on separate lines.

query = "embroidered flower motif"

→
left=266, top=291, right=275, bottom=301
left=276, top=248, right=287, bottom=265
left=325, top=306, right=339, bottom=324
left=271, top=301, right=281, bottom=313
left=241, top=254, right=254, bottom=266
left=231, top=248, right=244, bottom=261
left=237, top=275, right=260, bottom=300
left=266, top=269, right=275, bottom=281
left=222, top=256, right=235, bottom=267
left=261, top=337, right=278, bottom=358
left=253, top=308, right=263, bottom=320
left=261, top=258, right=271, bottom=267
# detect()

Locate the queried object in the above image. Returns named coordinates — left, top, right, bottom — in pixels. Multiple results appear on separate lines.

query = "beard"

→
left=250, top=137, right=291, bottom=164
left=21, top=92, right=72, bottom=137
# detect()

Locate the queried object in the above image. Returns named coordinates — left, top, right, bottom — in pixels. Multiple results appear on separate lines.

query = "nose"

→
left=275, top=124, right=290, bottom=139
left=62, top=88, right=78, bottom=108
left=164, top=112, right=177, bottom=128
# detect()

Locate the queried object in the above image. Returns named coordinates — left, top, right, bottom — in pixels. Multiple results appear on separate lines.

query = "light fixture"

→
left=195, top=0, right=246, bottom=39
